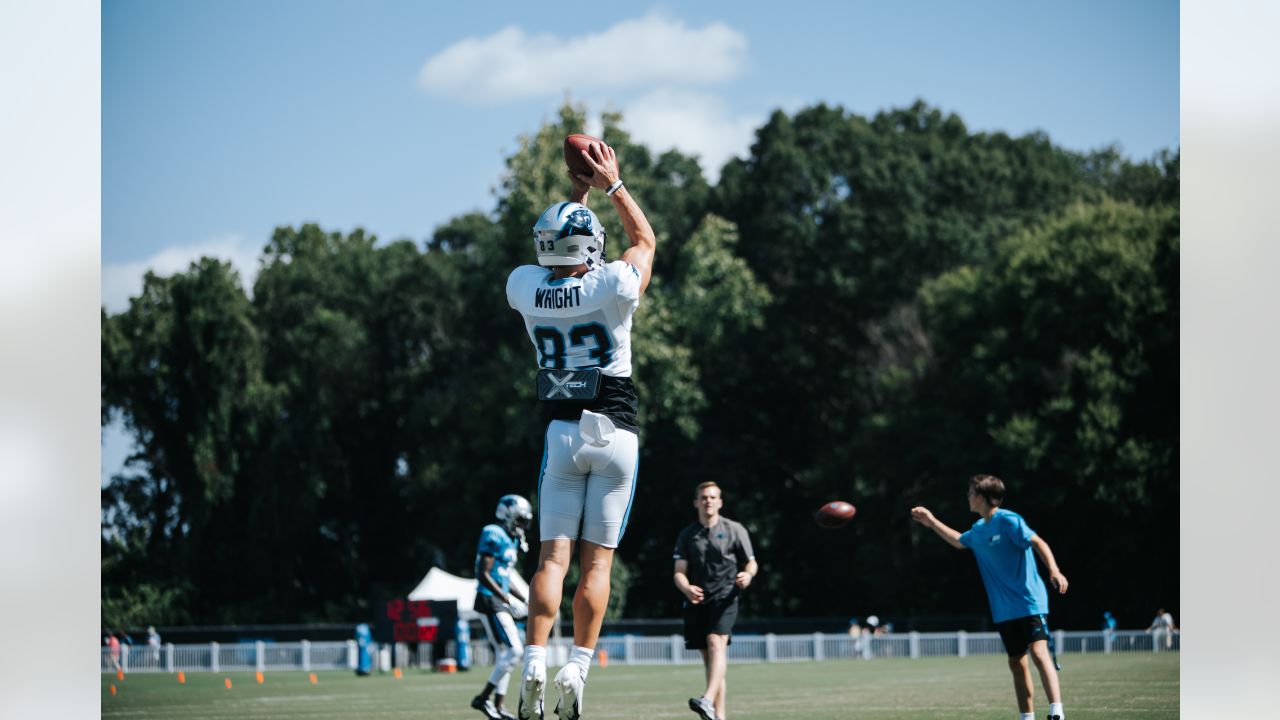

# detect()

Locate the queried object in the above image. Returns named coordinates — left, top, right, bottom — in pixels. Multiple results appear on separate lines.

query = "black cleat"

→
left=471, top=695, right=502, bottom=720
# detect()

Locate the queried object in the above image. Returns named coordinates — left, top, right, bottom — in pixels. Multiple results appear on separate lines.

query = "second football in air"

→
left=815, top=500, right=857, bottom=528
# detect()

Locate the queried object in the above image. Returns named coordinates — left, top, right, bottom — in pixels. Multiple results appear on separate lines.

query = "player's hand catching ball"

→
left=735, top=571, right=753, bottom=590
left=573, top=142, right=620, bottom=191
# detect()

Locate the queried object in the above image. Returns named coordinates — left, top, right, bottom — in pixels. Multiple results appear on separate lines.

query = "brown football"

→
left=815, top=500, right=857, bottom=528
left=564, top=134, right=600, bottom=177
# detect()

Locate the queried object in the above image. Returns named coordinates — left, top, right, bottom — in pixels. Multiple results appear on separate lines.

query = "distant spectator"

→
left=1101, top=612, right=1117, bottom=636
left=847, top=617, right=865, bottom=657
left=147, top=626, right=162, bottom=663
left=1146, top=608, right=1177, bottom=650
left=106, top=633, right=122, bottom=673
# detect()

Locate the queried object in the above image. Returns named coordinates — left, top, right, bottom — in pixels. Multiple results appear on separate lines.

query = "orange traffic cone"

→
left=598, top=649, right=608, bottom=668
left=177, top=671, right=186, bottom=684
left=309, top=673, right=318, bottom=684
left=224, top=678, right=233, bottom=689
left=109, top=684, right=117, bottom=696
left=256, top=671, right=265, bottom=684
left=393, top=667, right=403, bottom=679
left=116, top=669, right=125, bottom=681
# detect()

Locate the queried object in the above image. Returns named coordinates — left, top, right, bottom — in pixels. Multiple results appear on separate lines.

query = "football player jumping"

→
left=507, top=139, right=656, bottom=720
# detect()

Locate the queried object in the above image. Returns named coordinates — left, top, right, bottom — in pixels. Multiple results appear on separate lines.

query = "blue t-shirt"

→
left=958, top=509, right=1049, bottom=623
left=474, top=524, right=519, bottom=597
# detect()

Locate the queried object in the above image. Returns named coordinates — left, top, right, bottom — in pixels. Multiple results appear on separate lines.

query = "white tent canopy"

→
left=408, top=567, right=528, bottom=620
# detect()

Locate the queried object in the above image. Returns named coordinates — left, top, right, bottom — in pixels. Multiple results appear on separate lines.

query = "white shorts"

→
left=537, top=419, right=639, bottom=549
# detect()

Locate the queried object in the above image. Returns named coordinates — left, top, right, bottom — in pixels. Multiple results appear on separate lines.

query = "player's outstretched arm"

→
left=573, top=142, right=657, bottom=295
left=910, top=507, right=966, bottom=549
left=1030, top=535, right=1068, bottom=593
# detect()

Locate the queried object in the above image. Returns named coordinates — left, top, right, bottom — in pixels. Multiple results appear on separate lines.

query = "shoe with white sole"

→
left=518, top=660, right=546, bottom=720
left=552, top=663, right=585, bottom=720
left=688, top=696, right=718, bottom=720
left=471, top=695, right=502, bottom=720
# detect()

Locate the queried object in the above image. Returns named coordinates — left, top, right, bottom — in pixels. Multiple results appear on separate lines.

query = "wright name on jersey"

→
left=507, top=260, right=643, bottom=433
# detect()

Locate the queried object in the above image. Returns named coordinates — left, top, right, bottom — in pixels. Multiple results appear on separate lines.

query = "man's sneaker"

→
left=1048, top=716, right=1063, bottom=720
left=471, top=695, right=502, bottom=720
left=552, top=664, right=586, bottom=720
left=518, top=661, right=546, bottom=720
left=495, top=707, right=518, bottom=720
left=688, top=696, right=718, bottom=720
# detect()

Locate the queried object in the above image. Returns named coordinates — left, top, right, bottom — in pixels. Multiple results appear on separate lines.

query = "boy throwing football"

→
left=911, top=475, right=1068, bottom=720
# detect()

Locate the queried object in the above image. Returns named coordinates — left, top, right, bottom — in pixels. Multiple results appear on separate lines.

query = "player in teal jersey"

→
left=912, top=475, right=1069, bottom=720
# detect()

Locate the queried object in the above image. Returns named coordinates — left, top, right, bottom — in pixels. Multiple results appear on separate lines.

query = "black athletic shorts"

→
left=996, top=614, right=1059, bottom=667
left=683, top=594, right=739, bottom=650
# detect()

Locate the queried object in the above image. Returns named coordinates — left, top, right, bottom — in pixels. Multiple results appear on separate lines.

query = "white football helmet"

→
left=495, top=494, right=533, bottom=551
left=532, top=202, right=606, bottom=270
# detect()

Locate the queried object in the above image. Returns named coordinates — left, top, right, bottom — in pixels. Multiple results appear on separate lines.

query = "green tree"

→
left=101, top=100, right=1178, bottom=629
left=102, top=258, right=270, bottom=619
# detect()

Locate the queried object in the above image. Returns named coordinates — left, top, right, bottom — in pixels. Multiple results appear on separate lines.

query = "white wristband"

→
left=605, top=179, right=624, bottom=196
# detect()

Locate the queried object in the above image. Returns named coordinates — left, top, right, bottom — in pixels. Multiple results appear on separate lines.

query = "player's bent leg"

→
left=571, top=541, right=614, bottom=648
left=1007, top=653, right=1034, bottom=715
left=704, top=634, right=728, bottom=719
left=521, top=540, right=571, bottom=720
left=528, top=540, right=573, bottom=646
left=1029, top=640, right=1064, bottom=718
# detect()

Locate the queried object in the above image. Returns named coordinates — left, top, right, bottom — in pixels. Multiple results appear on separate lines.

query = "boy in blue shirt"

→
left=912, top=475, right=1069, bottom=720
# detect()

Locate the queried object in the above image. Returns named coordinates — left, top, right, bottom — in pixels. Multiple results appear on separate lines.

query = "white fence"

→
left=102, top=630, right=1178, bottom=674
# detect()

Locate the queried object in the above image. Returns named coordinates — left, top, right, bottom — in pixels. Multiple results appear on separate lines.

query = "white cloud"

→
left=620, top=89, right=762, bottom=183
left=101, top=234, right=259, bottom=314
left=419, top=14, right=747, bottom=103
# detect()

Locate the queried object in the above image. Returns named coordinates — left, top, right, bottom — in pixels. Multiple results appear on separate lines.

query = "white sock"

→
left=1019, top=713, right=1035, bottom=720
left=1050, top=701, right=1064, bottom=717
left=568, top=646, right=594, bottom=676
left=523, top=645, right=546, bottom=672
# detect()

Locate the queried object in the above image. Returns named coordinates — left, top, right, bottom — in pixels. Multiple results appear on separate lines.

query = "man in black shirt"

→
left=673, top=482, right=758, bottom=720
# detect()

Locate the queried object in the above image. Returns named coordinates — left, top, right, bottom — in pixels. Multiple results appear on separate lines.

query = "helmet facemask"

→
left=495, top=494, right=534, bottom=552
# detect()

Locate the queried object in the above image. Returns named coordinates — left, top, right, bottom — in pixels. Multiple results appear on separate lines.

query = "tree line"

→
left=102, top=101, right=1178, bottom=630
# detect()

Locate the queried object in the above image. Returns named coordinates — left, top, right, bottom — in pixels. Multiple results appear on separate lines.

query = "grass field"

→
left=101, top=654, right=1179, bottom=719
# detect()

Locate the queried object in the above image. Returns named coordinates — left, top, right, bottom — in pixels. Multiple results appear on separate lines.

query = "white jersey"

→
left=506, top=261, right=643, bottom=377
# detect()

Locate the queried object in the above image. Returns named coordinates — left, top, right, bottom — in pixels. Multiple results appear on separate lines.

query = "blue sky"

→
left=101, top=0, right=1178, bottom=481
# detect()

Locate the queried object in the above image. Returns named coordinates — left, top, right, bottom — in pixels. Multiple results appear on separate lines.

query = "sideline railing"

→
left=101, top=629, right=1179, bottom=673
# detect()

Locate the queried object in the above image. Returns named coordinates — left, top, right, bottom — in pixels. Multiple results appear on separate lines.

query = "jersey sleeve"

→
left=1004, top=512, right=1035, bottom=549
left=672, top=526, right=689, bottom=561
left=607, top=260, right=642, bottom=311
left=507, top=265, right=542, bottom=311
left=958, top=526, right=975, bottom=549
left=734, top=522, right=755, bottom=563
left=477, top=526, right=505, bottom=557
